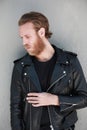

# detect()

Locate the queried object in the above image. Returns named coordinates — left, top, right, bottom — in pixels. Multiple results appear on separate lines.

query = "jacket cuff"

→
left=59, top=95, right=75, bottom=112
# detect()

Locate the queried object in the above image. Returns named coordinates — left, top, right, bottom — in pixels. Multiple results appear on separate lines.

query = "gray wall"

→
left=0, top=0, right=87, bottom=130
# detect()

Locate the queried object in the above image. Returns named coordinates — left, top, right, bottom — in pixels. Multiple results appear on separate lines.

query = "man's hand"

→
left=26, top=92, right=60, bottom=107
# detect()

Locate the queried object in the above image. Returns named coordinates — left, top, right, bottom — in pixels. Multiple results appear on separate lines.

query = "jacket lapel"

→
left=22, top=54, right=42, bottom=92
left=50, top=46, right=67, bottom=86
left=50, top=63, right=65, bottom=86
left=26, top=64, right=42, bottom=92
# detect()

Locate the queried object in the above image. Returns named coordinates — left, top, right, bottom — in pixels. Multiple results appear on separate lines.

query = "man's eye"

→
left=26, top=36, right=31, bottom=39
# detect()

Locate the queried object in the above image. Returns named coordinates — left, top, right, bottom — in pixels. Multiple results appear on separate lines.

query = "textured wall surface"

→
left=0, top=0, right=87, bottom=130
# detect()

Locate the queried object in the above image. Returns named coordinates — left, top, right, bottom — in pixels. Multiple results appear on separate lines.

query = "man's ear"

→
left=38, top=27, right=45, bottom=37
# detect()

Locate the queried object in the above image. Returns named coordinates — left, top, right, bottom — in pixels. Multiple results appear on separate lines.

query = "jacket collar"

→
left=19, top=45, right=70, bottom=67
left=52, top=45, right=70, bottom=65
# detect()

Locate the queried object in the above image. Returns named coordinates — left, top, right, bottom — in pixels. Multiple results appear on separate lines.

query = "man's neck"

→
left=35, top=41, right=55, bottom=62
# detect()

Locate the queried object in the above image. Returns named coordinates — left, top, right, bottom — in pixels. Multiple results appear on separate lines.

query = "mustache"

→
left=24, top=44, right=31, bottom=49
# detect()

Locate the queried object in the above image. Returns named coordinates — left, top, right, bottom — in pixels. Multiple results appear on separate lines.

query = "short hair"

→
left=18, top=11, right=52, bottom=38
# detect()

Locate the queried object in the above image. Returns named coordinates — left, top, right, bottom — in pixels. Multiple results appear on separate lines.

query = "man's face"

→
left=19, top=22, right=45, bottom=56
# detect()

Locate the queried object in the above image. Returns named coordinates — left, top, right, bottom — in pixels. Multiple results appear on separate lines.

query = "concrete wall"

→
left=0, top=0, right=87, bottom=130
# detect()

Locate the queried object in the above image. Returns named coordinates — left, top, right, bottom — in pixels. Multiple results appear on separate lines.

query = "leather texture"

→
left=10, top=45, right=87, bottom=130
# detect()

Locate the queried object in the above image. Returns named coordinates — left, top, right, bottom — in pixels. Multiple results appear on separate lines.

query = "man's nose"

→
left=23, top=38, right=28, bottom=46
left=23, top=41, right=26, bottom=46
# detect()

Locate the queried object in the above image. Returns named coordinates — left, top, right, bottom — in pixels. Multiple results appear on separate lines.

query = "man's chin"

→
left=27, top=51, right=35, bottom=56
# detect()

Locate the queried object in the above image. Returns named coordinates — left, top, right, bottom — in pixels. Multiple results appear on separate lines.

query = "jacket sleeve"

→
left=10, top=64, right=24, bottom=130
left=59, top=57, right=87, bottom=113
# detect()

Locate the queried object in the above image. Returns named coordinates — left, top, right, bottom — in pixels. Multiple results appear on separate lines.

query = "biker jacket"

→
left=10, top=45, right=87, bottom=130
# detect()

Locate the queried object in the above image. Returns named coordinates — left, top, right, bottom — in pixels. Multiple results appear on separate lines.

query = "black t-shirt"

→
left=33, top=51, right=57, bottom=126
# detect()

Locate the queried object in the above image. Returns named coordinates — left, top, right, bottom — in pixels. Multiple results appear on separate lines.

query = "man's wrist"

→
left=52, top=95, right=60, bottom=106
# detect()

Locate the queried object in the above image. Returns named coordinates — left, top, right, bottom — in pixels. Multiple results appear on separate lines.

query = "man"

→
left=10, top=12, right=87, bottom=130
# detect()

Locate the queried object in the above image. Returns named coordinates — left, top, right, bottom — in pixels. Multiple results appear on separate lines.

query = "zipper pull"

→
left=50, top=125, right=54, bottom=130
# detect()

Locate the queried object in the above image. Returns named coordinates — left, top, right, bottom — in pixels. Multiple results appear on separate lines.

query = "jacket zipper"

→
left=47, top=73, right=66, bottom=92
left=60, top=101, right=83, bottom=112
left=48, top=106, right=54, bottom=130
left=28, top=79, right=32, bottom=130
left=46, top=73, right=66, bottom=130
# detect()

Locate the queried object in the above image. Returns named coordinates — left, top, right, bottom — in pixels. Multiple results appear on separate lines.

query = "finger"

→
left=28, top=100, right=39, bottom=104
left=26, top=96, right=39, bottom=101
left=27, top=92, right=40, bottom=97
left=32, top=103, right=41, bottom=107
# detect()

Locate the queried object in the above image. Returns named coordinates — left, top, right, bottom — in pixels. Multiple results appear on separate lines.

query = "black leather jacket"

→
left=10, top=46, right=87, bottom=130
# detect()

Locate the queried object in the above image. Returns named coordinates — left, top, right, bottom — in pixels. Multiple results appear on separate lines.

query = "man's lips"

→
left=24, top=45, right=31, bottom=49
